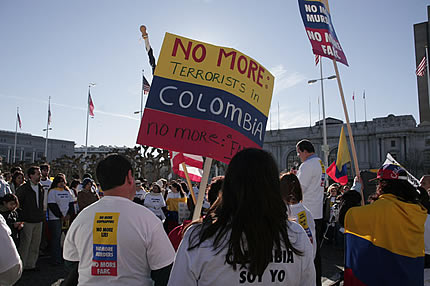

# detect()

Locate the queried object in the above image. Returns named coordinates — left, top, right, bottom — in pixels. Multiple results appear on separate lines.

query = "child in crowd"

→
left=77, top=178, right=99, bottom=211
left=144, top=181, right=166, bottom=221
left=0, top=194, right=23, bottom=246
left=47, top=174, right=75, bottom=264
left=280, top=172, right=317, bottom=258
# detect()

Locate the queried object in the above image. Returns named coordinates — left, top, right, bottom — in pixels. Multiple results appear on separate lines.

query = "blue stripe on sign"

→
left=145, top=76, right=267, bottom=146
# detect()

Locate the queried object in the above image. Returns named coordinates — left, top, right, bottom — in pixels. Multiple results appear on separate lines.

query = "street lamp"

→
left=307, top=73, right=336, bottom=179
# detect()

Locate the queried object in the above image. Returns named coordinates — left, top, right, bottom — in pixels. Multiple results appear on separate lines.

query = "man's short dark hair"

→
left=296, top=139, right=315, bottom=153
left=40, top=163, right=50, bottom=171
left=96, top=154, right=133, bottom=191
left=27, top=166, right=40, bottom=177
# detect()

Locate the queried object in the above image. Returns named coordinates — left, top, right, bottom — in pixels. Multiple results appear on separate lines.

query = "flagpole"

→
left=140, top=69, right=145, bottom=119
left=319, top=59, right=329, bottom=188
left=13, top=107, right=18, bottom=163
left=277, top=102, right=280, bottom=131
left=332, top=59, right=364, bottom=205
left=363, top=90, right=367, bottom=123
left=426, top=45, right=430, bottom=109
left=181, top=162, right=197, bottom=205
left=309, top=97, right=311, bottom=127
left=353, top=91, right=356, bottom=124
left=85, top=84, right=92, bottom=157
left=44, top=96, right=50, bottom=160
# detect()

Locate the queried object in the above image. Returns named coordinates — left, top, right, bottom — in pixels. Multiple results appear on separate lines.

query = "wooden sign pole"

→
left=192, top=158, right=213, bottom=220
left=181, top=162, right=196, bottom=205
left=332, top=59, right=364, bottom=205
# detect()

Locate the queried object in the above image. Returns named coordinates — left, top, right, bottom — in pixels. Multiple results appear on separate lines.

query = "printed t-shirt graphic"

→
left=92, top=212, right=120, bottom=276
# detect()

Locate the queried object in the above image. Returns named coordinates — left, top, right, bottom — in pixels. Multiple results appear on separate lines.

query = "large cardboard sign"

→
left=137, top=33, right=274, bottom=163
left=298, top=0, right=348, bottom=66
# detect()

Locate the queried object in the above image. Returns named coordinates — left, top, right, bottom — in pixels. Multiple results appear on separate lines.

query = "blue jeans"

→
left=48, top=220, right=62, bottom=264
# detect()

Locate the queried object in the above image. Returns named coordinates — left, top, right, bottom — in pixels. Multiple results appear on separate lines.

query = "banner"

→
left=137, top=33, right=274, bottom=163
left=298, top=0, right=348, bottom=66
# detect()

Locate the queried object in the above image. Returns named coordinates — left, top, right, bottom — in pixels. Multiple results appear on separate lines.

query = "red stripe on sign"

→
left=137, top=108, right=261, bottom=164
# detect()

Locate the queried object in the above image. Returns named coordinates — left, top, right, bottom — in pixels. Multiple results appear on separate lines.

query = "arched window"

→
left=286, top=150, right=300, bottom=171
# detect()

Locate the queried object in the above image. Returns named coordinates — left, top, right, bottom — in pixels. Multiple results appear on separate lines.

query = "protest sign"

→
left=137, top=33, right=274, bottom=164
left=298, top=0, right=348, bottom=66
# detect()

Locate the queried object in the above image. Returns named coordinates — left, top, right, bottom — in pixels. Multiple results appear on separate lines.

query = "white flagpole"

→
left=320, top=59, right=329, bottom=182
left=426, top=46, right=430, bottom=109
left=85, top=84, right=95, bottom=157
left=13, top=107, right=18, bottom=163
left=309, top=97, right=311, bottom=127
left=363, top=90, right=367, bottom=123
left=277, top=102, right=280, bottom=131
left=44, top=96, right=50, bottom=160
left=353, top=91, right=356, bottom=124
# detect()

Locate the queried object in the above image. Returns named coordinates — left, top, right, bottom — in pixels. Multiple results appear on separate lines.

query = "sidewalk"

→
left=14, top=242, right=345, bottom=286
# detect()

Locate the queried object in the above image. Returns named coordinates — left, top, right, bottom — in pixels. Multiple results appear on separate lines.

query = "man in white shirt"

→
left=64, top=154, right=175, bottom=286
left=296, top=139, right=325, bottom=286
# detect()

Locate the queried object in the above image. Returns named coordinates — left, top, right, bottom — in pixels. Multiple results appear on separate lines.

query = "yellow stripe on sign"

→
left=155, top=33, right=274, bottom=116
left=93, top=213, right=120, bottom=245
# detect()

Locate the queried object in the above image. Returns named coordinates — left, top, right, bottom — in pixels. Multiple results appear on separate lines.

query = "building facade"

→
left=0, top=130, right=75, bottom=163
left=263, top=114, right=430, bottom=179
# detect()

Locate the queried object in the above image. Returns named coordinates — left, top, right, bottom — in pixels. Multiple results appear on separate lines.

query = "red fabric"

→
left=168, top=220, right=192, bottom=251
left=326, top=161, right=348, bottom=185
left=344, top=268, right=366, bottom=286
left=89, top=93, right=95, bottom=117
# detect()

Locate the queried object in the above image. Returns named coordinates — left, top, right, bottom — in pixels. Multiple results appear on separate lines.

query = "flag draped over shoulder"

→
left=326, top=126, right=350, bottom=185
left=344, top=194, right=426, bottom=285
left=170, top=151, right=203, bottom=182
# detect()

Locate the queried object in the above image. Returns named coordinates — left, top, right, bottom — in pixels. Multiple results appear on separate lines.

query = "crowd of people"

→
left=0, top=139, right=429, bottom=285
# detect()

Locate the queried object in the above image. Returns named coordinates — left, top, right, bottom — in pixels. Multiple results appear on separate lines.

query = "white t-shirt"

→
left=297, top=155, right=326, bottom=219
left=40, top=178, right=52, bottom=212
left=143, top=192, right=166, bottom=220
left=0, top=216, right=21, bottom=274
left=168, top=221, right=315, bottom=286
left=47, top=188, right=74, bottom=220
left=288, top=203, right=317, bottom=258
left=63, top=196, right=175, bottom=286
left=134, top=188, right=146, bottom=201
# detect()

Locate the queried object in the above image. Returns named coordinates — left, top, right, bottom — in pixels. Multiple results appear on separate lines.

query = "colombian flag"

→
left=326, top=126, right=350, bottom=185
left=344, top=194, right=427, bottom=285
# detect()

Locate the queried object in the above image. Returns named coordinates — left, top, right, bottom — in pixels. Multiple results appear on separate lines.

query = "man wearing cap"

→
left=344, top=164, right=427, bottom=285
left=64, top=154, right=174, bottom=285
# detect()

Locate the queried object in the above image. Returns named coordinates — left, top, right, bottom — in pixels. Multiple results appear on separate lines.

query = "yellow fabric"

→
left=335, top=126, right=351, bottom=171
left=166, top=197, right=187, bottom=212
left=345, top=194, right=426, bottom=258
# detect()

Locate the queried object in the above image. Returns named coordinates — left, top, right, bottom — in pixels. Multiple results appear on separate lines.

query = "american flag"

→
left=17, top=112, right=22, bottom=129
left=142, top=74, right=151, bottom=94
left=48, top=102, right=52, bottom=125
left=88, top=91, right=95, bottom=117
left=315, top=54, right=320, bottom=66
left=416, top=56, right=427, bottom=77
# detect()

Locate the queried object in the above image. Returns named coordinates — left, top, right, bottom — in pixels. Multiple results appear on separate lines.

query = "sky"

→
left=0, top=0, right=428, bottom=148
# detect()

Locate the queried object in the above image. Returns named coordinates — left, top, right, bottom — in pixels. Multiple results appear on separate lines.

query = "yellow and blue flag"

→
left=326, top=126, right=350, bottom=185
left=344, top=194, right=426, bottom=285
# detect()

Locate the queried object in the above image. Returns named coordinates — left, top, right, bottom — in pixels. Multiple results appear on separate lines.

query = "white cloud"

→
left=270, top=64, right=306, bottom=95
